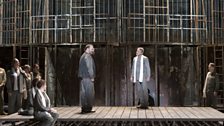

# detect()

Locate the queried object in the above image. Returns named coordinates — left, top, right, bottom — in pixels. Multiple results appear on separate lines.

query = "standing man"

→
left=6, top=58, right=27, bottom=114
left=78, top=44, right=96, bottom=113
left=131, top=47, right=151, bottom=109
left=32, top=64, right=41, bottom=80
left=203, top=63, right=219, bottom=107
left=0, top=61, right=6, bottom=115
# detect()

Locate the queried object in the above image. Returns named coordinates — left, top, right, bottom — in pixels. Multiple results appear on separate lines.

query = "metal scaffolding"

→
left=1, top=0, right=223, bottom=45
left=0, top=0, right=224, bottom=108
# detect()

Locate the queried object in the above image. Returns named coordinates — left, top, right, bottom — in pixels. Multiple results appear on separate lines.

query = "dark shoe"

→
left=139, top=106, right=148, bottom=109
left=136, top=106, right=141, bottom=109
left=81, top=110, right=95, bottom=114
left=81, top=111, right=87, bottom=114
left=0, top=111, right=7, bottom=115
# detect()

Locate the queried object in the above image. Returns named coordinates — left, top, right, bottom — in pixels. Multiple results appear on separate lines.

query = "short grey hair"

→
left=138, top=47, right=144, bottom=53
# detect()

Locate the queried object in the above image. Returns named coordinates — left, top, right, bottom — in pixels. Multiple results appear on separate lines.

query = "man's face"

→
left=89, top=45, right=95, bottom=55
left=209, top=66, right=215, bottom=72
left=25, top=68, right=30, bottom=73
left=43, top=83, right=47, bottom=91
left=14, top=61, right=20, bottom=69
left=136, top=48, right=142, bottom=56
left=33, top=66, right=39, bottom=73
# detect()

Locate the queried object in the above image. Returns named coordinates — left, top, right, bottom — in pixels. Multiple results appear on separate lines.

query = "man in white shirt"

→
left=131, top=47, right=151, bottom=109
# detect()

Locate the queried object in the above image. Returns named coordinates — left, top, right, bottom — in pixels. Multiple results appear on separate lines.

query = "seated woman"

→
left=33, top=79, right=59, bottom=126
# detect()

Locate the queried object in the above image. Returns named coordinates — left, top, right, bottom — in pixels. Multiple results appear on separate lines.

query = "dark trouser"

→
left=24, top=89, right=33, bottom=109
left=34, top=111, right=59, bottom=126
left=206, top=91, right=217, bottom=107
left=0, top=86, right=4, bottom=114
left=135, top=81, right=148, bottom=108
left=8, top=91, right=22, bottom=114
left=80, top=78, right=95, bottom=112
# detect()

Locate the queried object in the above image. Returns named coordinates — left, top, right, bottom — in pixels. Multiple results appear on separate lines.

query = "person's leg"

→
left=212, top=92, right=217, bottom=108
left=136, top=81, right=141, bottom=106
left=15, top=92, right=22, bottom=112
left=206, top=92, right=212, bottom=107
left=81, top=79, right=88, bottom=112
left=139, top=82, right=148, bottom=108
left=86, top=78, right=94, bottom=112
left=35, top=112, right=54, bottom=126
left=8, top=91, right=17, bottom=114
left=0, top=86, right=4, bottom=114
left=50, top=111, right=59, bottom=125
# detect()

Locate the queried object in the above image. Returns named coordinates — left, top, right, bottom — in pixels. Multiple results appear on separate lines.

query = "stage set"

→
left=0, top=106, right=224, bottom=126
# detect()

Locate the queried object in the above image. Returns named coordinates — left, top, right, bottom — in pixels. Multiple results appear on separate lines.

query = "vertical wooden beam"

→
left=29, top=0, right=32, bottom=65
left=14, top=0, right=17, bottom=45
left=201, top=0, right=207, bottom=45
left=13, top=46, right=16, bottom=58
left=0, top=0, right=2, bottom=45
left=167, top=0, right=170, bottom=43
left=45, top=0, right=49, bottom=44
left=190, top=0, right=193, bottom=43
left=211, top=0, right=214, bottom=44
left=127, top=45, right=133, bottom=106
left=93, top=0, right=96, bottom=42
left=105, top=45, right=110, bottom=106
left=195, top=0, right=199, bottom=43
left=155, top=45, right=159, bottom=106
left=195, top=46, right=201, bottom=105
left=69, top=0, right=72, bottom=43
left=143, top=0, right=145, bottom=42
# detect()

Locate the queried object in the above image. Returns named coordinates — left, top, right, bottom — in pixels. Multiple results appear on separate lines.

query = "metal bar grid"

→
left=7, top=120, right=222, bottom=126
left=0, top=0, right=224, bottom=45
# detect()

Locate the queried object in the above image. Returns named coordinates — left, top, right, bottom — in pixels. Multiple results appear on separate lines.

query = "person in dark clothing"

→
left=33, top=79, right=58, bottom=126
left=148, top=89, right=155, bottom=106
left=6, top=58, right=27, bottom=114
left=78, top=44, right=96, bottom=113
left=19, top=65, right=34, bottom=115
left=32, top=64, right=41, bottom=80
left=203, top=63, right=219, bottom=107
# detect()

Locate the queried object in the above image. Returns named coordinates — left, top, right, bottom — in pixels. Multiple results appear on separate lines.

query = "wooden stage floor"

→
left=0, top=106, right=224, bottom=125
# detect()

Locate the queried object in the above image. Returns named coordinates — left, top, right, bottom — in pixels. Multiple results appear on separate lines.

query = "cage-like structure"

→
left=0, top=0, right=224, bottom=107
left=1, top=0, right=224, bottom=45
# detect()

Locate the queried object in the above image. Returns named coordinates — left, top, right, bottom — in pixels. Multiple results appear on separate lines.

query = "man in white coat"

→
left=131, top=47, right=151, bottom=109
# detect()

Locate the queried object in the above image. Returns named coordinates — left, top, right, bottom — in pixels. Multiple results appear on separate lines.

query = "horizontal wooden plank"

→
left=0, top=106, right=224, bottom=122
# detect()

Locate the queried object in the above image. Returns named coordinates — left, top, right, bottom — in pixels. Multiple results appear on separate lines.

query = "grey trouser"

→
left=135, top=81, right=148, bottom=107
left=206, top=91, right=217, bottom=107
left=0, top=86, right=4, bottom=113
left=80, top=78, right=95, bottom=111
left=8, top=91, right=22, bottom=114
left=34, top=111, right=59, bottom=126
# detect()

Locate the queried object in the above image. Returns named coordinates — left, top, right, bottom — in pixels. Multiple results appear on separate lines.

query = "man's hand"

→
left=146, top=77, right=150, bottom=82
left=203, top=92, right=206, bottom=98
left=130, top=77, right=133, bottom=82
left=214, top=91, right=217, bottom=96
left=8, top=92, right=12, bottom=96
left=50, top=108, right=57, bottom=113
left=91, top=78, right=94, bottom=82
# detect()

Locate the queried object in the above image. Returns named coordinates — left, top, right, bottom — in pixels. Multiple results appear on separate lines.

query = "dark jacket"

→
left=6, top=68, right=26, bottom=93
left=206, top=73, right=219, bottom=92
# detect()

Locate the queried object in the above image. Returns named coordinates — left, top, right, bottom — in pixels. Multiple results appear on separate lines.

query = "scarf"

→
left=133, top=55, right=145, bottom=83
left=203, top=72, right=211, bottom=97
left=12, top=68, right=23, bottom=91
left=37, top=89, right=50, bottom=108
